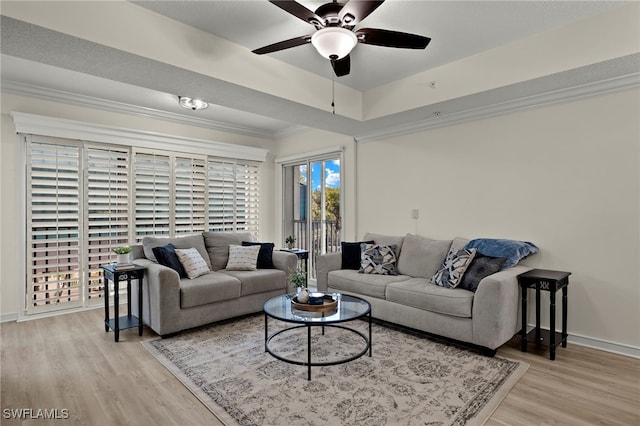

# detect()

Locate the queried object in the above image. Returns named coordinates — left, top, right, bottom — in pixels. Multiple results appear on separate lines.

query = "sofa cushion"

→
left=152, top=244, right=187, bottom=278
left=180, top=272, right=241, bottom=308
left=328, top=269, right=411, bottom=299
left=175, top=247, right=211, bottom=279
left=359, top=243, right=398, bottom=275
left=226, top=245, right=260, bottom=271
left=220, top=269, right=287, bottom=296
left=431, top=248, right=477, bottom=288
left=386, top=278, right=475, bottom=318
left=362, top=233, right=405, bottom=257
left=242, top=241, right=275, bottom=269
left=396, top=234, right=452, bottom=279
left=143, top=234, right=212, bottom=270
left=341, top=240, right=374, bottom=270
left=203, top=231, right=253, bottom=271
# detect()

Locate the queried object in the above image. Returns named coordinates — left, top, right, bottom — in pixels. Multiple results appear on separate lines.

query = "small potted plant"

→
left=285, top=235, right=296, bottom=249
left=113, top=246, right=132, bottom=264
left=289, top=266, right=307, bottom=288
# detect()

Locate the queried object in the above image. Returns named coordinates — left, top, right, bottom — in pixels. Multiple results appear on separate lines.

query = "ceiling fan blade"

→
left=331, top=55, right=351, bottom=77
left=356, top=28, right=431, bottom=49
left=339, top=1, right=385, bottom=26
left=252, top=35, right=311, bottom=55
left=269, top=1, right=323, bottom=26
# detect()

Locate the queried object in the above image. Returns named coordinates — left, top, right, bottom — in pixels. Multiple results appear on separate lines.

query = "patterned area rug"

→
left=142, top=314, right=527, bottom=426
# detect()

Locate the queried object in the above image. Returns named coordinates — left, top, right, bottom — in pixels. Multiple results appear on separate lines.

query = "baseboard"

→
left=0, top=313, right=18, bottom=323
left=524, top=324, right=640, bottom=359
left=568, top=333, right=640, bottom=359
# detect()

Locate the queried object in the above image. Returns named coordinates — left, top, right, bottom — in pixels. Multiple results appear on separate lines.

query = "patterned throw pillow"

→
left=226, top=245, right=261, bottom=271
left=175, top=247, right=210, bottom=279
left=359, top=243, right=398, bottom=275
left=432, top=248, right=477, bottom=288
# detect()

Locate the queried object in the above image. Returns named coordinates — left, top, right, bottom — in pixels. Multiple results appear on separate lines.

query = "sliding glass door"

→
left=283, top=155, right=342, bottom=283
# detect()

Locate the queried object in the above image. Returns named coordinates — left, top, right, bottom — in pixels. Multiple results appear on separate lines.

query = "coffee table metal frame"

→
left=263, top=293, right=372, bottom=380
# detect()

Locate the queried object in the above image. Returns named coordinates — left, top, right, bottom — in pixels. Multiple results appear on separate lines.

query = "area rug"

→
left=142, top=314, right=528, bottom=426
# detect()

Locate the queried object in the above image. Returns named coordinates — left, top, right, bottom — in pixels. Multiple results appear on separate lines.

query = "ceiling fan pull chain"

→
left=331, top=76, right=335, bottom=115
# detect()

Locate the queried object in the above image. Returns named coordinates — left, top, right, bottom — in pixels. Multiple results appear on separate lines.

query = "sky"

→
left=312, top=159, right=340, bottom=190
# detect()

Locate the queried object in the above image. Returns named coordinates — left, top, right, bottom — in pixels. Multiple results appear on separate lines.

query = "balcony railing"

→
left=290, top=220, right=341, bottom=279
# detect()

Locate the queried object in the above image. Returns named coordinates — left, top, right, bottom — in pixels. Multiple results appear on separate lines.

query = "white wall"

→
left=0, top=92, right=276, bottom=320
left=366, top=88, right=640, bottom=350
left=276, top=88, right=640, bottom=353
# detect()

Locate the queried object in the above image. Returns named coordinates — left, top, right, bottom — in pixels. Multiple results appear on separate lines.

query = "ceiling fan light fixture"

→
left=311, top=27, right=357, bottom=60
left=178, top=96, right=208, bottom=111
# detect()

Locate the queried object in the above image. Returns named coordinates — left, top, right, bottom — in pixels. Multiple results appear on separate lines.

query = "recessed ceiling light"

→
left=178, top=96, right=208, bottom=111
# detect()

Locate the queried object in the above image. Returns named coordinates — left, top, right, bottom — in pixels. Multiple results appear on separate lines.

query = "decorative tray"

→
left=291, top=294, right=337, bottom=312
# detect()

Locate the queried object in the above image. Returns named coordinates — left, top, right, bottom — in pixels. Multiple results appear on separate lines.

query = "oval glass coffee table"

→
left=263, top=293, right=371, bottom=380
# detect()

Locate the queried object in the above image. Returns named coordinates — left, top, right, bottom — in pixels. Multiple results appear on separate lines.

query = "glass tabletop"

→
left=264, top=293, right=371, bottom=324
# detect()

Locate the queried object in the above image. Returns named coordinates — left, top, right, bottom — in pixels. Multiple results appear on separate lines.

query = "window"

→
left=25, top=137, right=262, bottom=315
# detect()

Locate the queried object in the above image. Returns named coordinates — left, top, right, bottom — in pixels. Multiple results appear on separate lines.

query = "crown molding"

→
left=355, top=72, right=640, bottom=143
left=2, top=80, right=279, bottom=140
left=9, top=111, right=269, bottom=162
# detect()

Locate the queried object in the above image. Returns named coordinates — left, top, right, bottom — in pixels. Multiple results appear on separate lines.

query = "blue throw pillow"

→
left=152, top=243, right=188, bottom=278
left=463, top=238, right=538, bottom=269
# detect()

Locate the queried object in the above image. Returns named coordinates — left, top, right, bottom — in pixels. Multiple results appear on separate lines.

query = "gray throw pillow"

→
left=459, top=255, right=507, bottom=292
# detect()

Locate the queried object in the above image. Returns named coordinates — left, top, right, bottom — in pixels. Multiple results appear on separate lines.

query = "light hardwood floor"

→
left=1, top=308, right=638, bottom=425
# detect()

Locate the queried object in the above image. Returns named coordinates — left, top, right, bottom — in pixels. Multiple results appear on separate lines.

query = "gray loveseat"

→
left=130, top=232, right=298, bottom=336
left=316, top=233, right=533, bottom=354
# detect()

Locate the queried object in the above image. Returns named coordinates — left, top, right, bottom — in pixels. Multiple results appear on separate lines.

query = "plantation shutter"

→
left=22, top=128, right=262, bottom=316
left=235, top=160, right=260, bottom=236
left=207, top=159, right=236, bottom=231
left=175, top=155, right=207, bottom=234
left=134, top=151, right=171, bottom=241
left=26, top=137, right=83, bottom=314
left=207, top=158, right=260, bottom=237
left=85, top=146, right=130, bottom=303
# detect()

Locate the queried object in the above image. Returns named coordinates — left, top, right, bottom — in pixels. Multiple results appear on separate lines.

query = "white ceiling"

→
left=0, top=1, right=635, bottom=139
left=132, top=0, right=623, bottom=91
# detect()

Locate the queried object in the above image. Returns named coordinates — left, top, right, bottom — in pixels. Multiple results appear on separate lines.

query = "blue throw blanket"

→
left=464, top=238, right=539, bottom=269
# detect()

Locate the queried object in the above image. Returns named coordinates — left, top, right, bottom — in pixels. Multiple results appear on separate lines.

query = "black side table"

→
left=102, top=264, right=146, bottom=342
left=518, top=268, right=571, bottom=360
left=281, top=249, right=309, bottom=273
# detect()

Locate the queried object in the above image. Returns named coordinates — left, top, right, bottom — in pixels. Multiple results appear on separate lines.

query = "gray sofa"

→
left=316, top=233, right=532, bottom=353
left=130, top=232, right=298, bottom=336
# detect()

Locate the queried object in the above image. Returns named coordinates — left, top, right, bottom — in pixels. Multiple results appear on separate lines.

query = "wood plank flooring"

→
left=1, top=308, right=638, bottom=425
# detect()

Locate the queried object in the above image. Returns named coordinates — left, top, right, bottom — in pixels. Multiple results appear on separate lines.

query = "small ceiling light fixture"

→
left=178, top=96, right=208, bottom=111
left=311, top=27, right=357, bottom=60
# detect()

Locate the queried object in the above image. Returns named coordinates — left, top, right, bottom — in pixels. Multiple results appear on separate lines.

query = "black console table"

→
left=518, top=268, right=571, bottom=360
left=102, top=264, right=146, bottom=342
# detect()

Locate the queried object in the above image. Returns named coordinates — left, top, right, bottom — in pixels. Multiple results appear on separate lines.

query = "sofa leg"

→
left=482, top=347, right=497, bottom=357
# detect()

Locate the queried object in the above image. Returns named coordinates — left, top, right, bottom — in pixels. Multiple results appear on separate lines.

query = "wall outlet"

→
left=411, top=209, right=419, bottom=219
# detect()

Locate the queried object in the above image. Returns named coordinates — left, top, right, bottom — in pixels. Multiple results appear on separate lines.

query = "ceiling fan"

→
left=252, top=0, right=431, bottom=77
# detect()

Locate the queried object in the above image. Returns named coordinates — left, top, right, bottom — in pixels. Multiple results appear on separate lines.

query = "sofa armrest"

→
left=272, top=251, right=298, bottom=272
left=132, top=258, right=182, bottom=335
left=316, top=252, right=342, bottom=292
left=472, top=265, right=532, bottom=349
